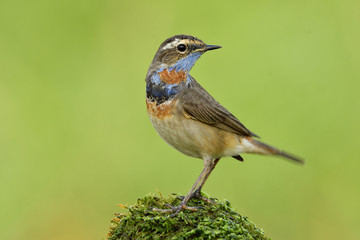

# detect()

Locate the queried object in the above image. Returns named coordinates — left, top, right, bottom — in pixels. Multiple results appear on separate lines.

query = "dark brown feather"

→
left=232, top=155, right=244, bottom=161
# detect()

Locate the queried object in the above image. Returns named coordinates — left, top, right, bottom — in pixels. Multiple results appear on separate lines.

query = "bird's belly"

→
left=146, top=99, right=241, bottom=159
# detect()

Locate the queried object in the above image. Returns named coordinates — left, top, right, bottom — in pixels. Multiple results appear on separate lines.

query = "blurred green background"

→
left=1, top=0, right=359, bottom=239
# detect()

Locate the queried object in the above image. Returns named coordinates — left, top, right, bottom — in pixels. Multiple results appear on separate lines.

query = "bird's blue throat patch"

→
left=147, top=73, right=191, bottom=105
left=146, top=52, right=201, bottom=104
left=169, top=52, right=203, bottom=72
left=146, top=80, right=178, bottom=104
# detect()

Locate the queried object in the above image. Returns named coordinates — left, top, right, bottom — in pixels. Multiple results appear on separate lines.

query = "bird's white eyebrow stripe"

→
left=162, top=38, right=181, bottom=50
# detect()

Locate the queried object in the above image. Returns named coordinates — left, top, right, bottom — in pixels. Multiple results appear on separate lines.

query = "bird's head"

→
left=149, top=35, right=221, bottom=74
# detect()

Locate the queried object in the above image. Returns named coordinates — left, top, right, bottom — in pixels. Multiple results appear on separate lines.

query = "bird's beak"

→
left=204, top=44, right=222, bottom=51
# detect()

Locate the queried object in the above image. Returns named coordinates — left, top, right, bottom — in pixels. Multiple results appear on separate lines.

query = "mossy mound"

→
left=108, top=193, right=270, bottom=239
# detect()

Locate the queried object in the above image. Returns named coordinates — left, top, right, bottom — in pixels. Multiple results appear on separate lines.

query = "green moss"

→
left=108, top=193, right=270, bottom=240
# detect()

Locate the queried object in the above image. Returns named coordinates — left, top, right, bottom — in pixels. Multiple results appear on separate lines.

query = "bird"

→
left=145, top=34, right=304, bottom=214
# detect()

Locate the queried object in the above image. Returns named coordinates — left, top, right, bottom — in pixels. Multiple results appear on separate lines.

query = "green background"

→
left=1, top=0, right=359, bottom=239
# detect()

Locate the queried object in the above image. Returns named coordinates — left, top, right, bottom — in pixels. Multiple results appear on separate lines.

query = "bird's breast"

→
left=146, top=70, right=188, bottom=105
left=146, top=99, right=203, bottom=158
left=146, top=98, right=177, bottom=120
left=158, top=69, right=187, bottom=84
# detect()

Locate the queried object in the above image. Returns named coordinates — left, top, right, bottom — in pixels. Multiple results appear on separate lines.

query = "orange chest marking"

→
left=159, top=69, right=187, bottom=84
left=146, top=99, right=177, bottom=119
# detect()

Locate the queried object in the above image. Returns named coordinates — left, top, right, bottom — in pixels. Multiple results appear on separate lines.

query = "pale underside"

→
left=147, top=99, right=265, bottom=160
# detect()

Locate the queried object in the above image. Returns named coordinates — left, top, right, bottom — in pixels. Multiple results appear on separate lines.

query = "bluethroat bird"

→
left=145, top=35, right=304, bottom=214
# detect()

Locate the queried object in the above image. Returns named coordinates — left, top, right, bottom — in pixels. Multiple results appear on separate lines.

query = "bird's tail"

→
left=247, top=138, right=304, bottom=164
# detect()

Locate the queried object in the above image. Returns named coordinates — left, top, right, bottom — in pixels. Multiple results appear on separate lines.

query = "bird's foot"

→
left=152, top=202, right=198, bottom=217
left=190, top=189, right=214, bottom=204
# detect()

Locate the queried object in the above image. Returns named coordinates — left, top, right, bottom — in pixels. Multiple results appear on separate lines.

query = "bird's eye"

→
left=177, top=44, right=187, bottom=52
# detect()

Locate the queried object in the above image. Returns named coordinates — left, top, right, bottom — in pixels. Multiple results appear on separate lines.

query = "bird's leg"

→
left=152, top=163, right=212, bottom=216
left=191, top=158, right=220, bottom=202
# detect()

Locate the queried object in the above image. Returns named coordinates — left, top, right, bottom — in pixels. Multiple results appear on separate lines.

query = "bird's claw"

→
left=152, top=202, right=199, bottom=216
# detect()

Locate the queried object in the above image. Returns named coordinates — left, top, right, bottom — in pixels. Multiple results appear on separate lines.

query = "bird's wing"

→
left=179, top=78, right=259, bottom=138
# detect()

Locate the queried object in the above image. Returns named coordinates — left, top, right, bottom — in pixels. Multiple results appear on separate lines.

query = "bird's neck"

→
left=149, top=51, right=202, bottom=85
left=169, top=51, right=202, bottom=73
left=146, top=68, right=191, bottom=104
left=156, top=68, right=189, bottom=85
left=146, top=52, right=202, bottom=104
